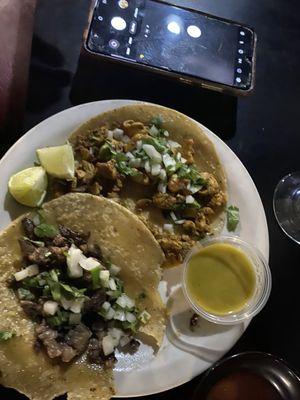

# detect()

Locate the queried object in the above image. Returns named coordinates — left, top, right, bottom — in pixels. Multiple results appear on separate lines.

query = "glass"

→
left=273, top=172, right=300, bottom=243
left=182, top=236, right=271, bottom=325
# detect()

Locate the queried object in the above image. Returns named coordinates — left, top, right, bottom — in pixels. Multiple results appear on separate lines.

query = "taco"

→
left=0, top=193, right=165, bottom=400
left=52, top=104, right=227, bottom=267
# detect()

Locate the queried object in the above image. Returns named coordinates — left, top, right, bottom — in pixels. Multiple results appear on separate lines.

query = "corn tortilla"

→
left=0, top=193, right=165, bottom=400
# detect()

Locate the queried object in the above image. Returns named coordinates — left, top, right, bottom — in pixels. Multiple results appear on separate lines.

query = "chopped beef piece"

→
left=28, top=246, right=52, bottom=266
left=167, top=175, right=189, bottom=194
left=87, top=338, right=101, bottom=364
left=197, top=172, right=219, bottom=196
left=91, top=320, right=106, bottom=340
left=190, top=313, right=199, bottom=330
left=51, top=179, right=69, bottom=198
left=20, top=300, right=42, bottom=320
left=19, top=238, right=36, bottom=258
left=61, top=344, right=78, bottom=362
left=35, top=323, right=63, bottom=359
left=21, top=217, right=35, bottom=239
left=77, top=145, right=92, bottom=161
left=65, top=324, right=92, bottom=354
left=182, top=220, right=197, bottom=235
left=128, top=338, right=140, bottom=352
left=182, top=138, right=195, bottom=164
left=85, top=244, right=102, bottom=260
left=104, top=352, right=117, bottom=369
left=84, top=290, right=106, bottom=313
left=96, top=160, right=118, bottom=180
left=71, top=185, right=88, bottom=193
left=208, top=191, right=227, bottom=208
left=58, top=225, right=90, bottom=246
left=122, top=120, right=147, bottom=137
left=195, top=213, right=210, bottom=234
left=89, top=181, right=102, bottom=195
left=34, top=339, right=42, bottom=352
left=136, top=198, right=152, bottom=210
left=81, top=160, right=96, bottom=183
left=52, top=234, right=69, bottom=247
left=152, top=193, right=178, bottom=209
left=131, top=173, right=150, bottom=186
left=48, top=246, right=68, bottom=264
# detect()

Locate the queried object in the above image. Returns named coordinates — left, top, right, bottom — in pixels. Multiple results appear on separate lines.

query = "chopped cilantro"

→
left=150, top=115, right=164, bottom=128
left=17, top=288, right=35, bottom=300
left=34, top=223, right=58, bottom=239
left=142, top=137, right=167, bottom=153
left=98, top=142, right=115, bottom=161
left=227, top=205, right=240, bottom=232
left=116, top=161, right=139, bottom=177
left=90, top=266, right=101, bottom=289
left=0, top=331, right=16, bottom=341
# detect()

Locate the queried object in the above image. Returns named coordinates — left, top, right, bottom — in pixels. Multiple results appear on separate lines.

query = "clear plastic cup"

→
left=182, top=235, right=272, bottom=325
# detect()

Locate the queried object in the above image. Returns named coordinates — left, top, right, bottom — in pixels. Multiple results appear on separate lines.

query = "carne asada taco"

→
left=53, top=104, right=227, bottom=267
left=0, top=193, right=165, bottom=400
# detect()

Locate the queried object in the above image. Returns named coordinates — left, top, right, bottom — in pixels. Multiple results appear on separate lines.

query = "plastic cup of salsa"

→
left=182, top=235, right=272, bottom=325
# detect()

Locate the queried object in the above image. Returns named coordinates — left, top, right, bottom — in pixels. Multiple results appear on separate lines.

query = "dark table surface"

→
left=2, top=0, right=300, bottom=399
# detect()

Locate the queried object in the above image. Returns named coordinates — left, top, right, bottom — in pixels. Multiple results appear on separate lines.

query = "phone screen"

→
left=87, top=0, right=254, bottom=89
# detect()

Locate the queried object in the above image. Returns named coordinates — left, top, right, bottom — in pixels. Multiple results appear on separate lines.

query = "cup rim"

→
left=182, top=235, right=272, bottom=325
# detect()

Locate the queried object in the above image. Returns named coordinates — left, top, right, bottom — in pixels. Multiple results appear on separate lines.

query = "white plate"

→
left=0, top=100, right=269, bottom=397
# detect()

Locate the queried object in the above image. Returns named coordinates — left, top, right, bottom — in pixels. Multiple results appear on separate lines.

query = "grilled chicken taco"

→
left=51, top=104, right=227, bottom=266
left=0, top=193, right=165, bottom=400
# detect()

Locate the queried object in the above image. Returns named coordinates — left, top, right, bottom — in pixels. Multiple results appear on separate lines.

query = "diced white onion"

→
left=121, top=135, right=130, bottom=143
left=102, top=335, right=115, bottom=356
left=163, top=223, right=174, bottom=233
left=79, top=257, right=101, bottom=271
left=116, top=294, right=135, bottom=309
left=167, top=140, right=181, bottom=149
left=108, top=327, right=123, bottom=346
left=163, top=130, right=169, bottom=137
left=126, top=151, right=134, bottom=159
left=188, top=183, right=201, bottom=194
left=126, top=312, right=136, bottom=323
left=176, top=152, right=182, bottom=161
left=142, top=144, right=162, bottom=163
left=27, top=264, right=39, bottom=277
left=163, top=153, right=176, bottom=168
left=14, top=264, right=39, bottom=281
left=158, top=182, right=166, bottom=193
left=106, top=307, right=115, bottom=320
left=175, top=219, right=186, bottom=225
left=119, top=335, right=130, bottom=347
left=100, top=270, right=110, bottom=286
left=144, top=160, right=151, bottom=173
left=114, top=310, right=126, bottom=321
left=61, top=296, right=73, bottom=311
left=185, top=195, right=195, bottom=204
left=136, top=140, right=143, bottom=150
left=159, top=169, right=167, bottom=181
left=32, top=214, right=40, bottom=226
left=43, top=300, right=58, bottom=316
left=151, top=163, right=161, bottom=176
left=102, top=301, right=111, bottom=311
left=107, top=130, right=113, bottom=140
left=108, top=278, right=117, bottom=291
left=170, top=211, right=177, bottom=222
left=70, top=298, right=84, bottom=314
left=110, top=264, right=121, bottom=275
left=113, top=128, right=124, bottom=140
left=67, top=245, right=83, bottom=278
left=129, top=158, right=142, bottom=168
left=149, top=125, right=159, bottom=136
left=181, top=157, right=187, bottom=164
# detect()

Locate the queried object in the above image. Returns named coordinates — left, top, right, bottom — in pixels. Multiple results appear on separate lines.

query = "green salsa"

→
left=186, top=243, right=256, bottom=315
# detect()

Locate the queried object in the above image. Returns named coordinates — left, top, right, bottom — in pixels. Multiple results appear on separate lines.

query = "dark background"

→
left=1, top=0, right=300, bottom=399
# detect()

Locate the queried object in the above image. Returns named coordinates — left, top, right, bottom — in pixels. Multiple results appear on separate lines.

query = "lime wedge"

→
left=36, top=144, right=75, bottom=179
left=8, top=166, right=48, bottom=207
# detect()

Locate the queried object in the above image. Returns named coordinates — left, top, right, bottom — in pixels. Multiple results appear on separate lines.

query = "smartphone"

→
left=85, top=0, right=257, bottom=95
